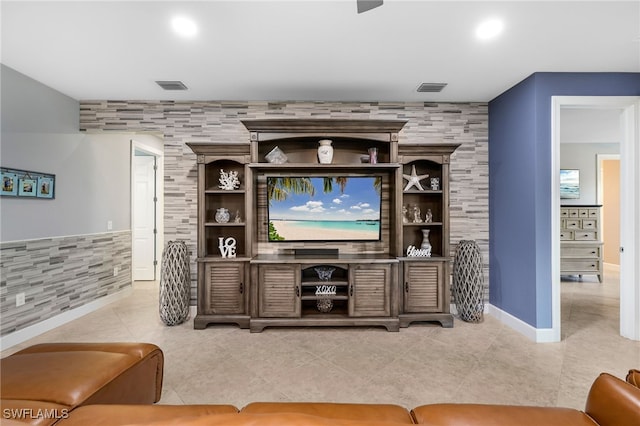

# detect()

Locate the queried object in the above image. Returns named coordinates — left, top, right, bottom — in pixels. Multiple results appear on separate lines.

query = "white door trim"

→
left=551, top=96, right=639, bottom=342
left=131, top=140, right=164, bottom=281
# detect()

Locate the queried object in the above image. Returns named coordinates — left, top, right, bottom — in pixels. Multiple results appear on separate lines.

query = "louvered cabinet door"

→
left=258, top=265, right=301, bottom=318
left=403, top=261, right=443, bottom=312
left=349, top=264, right=391, bottom=317
left=203, top=262, right=246, bottom=314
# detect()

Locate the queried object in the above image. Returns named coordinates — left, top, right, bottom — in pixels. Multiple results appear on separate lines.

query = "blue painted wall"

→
left=489, top=72, right=640, bottom=329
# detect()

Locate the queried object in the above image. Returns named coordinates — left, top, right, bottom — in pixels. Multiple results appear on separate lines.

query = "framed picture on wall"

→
left=37, top=176, right=55, bottom=198
left=1, top=172, right=18, bottom=196
left=560, top=169, right=580, bottom=199
left=18, top=177, right=38, bottom=197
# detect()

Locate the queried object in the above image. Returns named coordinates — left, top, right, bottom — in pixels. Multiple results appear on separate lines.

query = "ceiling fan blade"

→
left=357, top=0, right=383, bottom=14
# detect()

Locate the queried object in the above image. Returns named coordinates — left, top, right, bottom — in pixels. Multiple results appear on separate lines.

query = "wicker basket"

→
left=159, top=241, right=191, bottom=326
left=452, top=240, right=484, bottom=323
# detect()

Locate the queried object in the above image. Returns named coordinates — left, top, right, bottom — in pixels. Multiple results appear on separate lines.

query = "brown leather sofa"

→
left=57, top=371, right=640, bottom=426
left=2, top=342, right=639, bottom=426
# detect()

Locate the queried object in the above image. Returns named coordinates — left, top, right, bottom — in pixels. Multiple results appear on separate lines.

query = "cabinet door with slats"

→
left=258, top=265, right=301, bottom=318
left=349, top=264, right=390, bottom=317
left=403, top=261, right=443, bottom=312
left=204, top=262, right=245, bottom=314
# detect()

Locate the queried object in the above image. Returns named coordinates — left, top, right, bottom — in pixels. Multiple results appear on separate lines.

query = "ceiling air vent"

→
left=417, top=83, right=447, bottom=93
left=155, top=80, right=188, bottom=91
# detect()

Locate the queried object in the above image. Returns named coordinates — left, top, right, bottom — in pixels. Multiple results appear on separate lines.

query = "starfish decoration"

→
left=403, top=165, right=429, bottom=191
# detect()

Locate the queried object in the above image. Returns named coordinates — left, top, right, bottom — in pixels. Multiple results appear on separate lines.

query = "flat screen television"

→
left=267, top=176, right=382, bottom=242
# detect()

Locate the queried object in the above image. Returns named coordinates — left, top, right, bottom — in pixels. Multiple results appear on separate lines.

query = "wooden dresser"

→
left=560, top=205, right=603, bottom=283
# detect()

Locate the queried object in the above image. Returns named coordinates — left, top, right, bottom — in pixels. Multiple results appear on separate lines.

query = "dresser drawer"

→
left=567, top=209, right=580, bottom=218
left=560, top=209, right=569, bottom=218
left=574, top=231, right=598, bottom=241
left=588, top=209, right=599, bottom=218
left=565, top=220, right=580, bottom=229
left=560, top=231, right=574, bottom=241
left=578, top=209, right=590, bottom=218
left=561, top=259, right=600, bottom=272
left=581, top=220, right=596, bottom=230
left=562, top=245, right=601, bottom=258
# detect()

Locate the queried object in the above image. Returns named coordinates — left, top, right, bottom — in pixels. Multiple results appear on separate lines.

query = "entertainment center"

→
left=187, top=119, right=459, bottom=332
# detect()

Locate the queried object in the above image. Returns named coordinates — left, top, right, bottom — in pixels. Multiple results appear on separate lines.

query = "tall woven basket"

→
left=452, top=240, right=485, bottom=323
left=159, top=240, right=191, bottom=326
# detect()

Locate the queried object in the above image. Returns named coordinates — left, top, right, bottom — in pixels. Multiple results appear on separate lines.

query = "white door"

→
left=133, top=154, right=156, bottom=280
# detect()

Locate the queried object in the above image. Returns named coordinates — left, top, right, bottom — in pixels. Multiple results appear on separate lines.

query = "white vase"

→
left=317, top=139, right=334, bottom=164
left=420, top=229, right=432, bottom=253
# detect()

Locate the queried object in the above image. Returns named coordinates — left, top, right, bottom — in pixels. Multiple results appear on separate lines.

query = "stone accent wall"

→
left=79, top=101, right=489, bottom=302
left=0, top=231, right=132, bottom=336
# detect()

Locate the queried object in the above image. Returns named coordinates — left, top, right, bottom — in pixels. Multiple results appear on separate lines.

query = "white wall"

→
left=1, top=65, right=162, bottom=241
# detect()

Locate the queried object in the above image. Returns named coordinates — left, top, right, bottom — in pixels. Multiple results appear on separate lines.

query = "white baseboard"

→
left=0, top=286, right=133, bottom=351
left=449, top=303, right=490, bottom=316
left=487, top=304, right=559, bottom=343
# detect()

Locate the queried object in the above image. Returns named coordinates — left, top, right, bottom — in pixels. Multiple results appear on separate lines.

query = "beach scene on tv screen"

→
left=267, top=176, right=381, bottom=241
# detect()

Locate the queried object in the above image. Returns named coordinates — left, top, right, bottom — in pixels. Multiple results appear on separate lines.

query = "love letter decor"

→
left=218, top=237, right=237, bottom=258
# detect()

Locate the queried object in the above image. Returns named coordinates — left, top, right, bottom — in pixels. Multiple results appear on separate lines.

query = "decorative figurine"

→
left=430, top=177, right=440, bottom=191
left=218, top=169, right=240, bottom=190
left=234, top=210, right=242, bottom=223
left=403, top=165, right=429, bottom=191
left=402, top=205, right=409, bottom=224
left=425, top=208, right=433, bottom=223
left=412, top=204, right=423, bottom=223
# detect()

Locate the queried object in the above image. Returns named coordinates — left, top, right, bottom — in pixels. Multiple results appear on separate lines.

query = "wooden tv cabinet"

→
left=249, top=254, right=399, bottom=332
left=187, top=119, right=459, bottom=332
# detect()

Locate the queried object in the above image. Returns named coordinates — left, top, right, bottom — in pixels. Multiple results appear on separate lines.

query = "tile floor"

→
left=2, top=265, right=638, bottom=411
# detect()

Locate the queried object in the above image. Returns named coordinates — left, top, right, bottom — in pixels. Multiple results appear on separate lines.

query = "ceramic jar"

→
left=317, top=139, right=334, bottom=164
left=215, top=207, right=230, bottom=223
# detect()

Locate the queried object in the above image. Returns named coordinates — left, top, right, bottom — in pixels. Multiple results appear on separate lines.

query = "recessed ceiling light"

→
left=475, top=18, right=504, bottom=40
left=171, top=16, right=197, bottom=38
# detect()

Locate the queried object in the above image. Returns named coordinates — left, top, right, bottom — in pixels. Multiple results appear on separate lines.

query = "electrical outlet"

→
left=113, top=266, right=119, bottom=277
left=107, top=220, right=113, bottom=231
left=16, top=292, right=25, bottom=307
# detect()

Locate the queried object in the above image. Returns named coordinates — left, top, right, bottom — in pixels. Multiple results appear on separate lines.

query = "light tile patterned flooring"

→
left=2, top=265, right=638, bottom=411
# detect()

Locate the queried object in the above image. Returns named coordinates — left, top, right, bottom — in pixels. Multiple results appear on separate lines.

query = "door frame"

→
left=131, top=140, right=164, bottom=281
left=551, top=96, right=639, bottom=341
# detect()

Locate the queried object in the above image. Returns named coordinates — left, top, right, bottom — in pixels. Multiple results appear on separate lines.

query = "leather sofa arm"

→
left=585, top=373, right=640, bottom=426
left=626, top=369, right=640, bottom=388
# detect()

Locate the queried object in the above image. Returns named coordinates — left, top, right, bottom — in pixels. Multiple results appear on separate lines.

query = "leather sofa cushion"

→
left=626, top=369, right=640, bottom=387
left=11, top=342, right=160, bottom=360
left=241, top=402, right=413, bottom=423
left=411, top=404, right=597, bottom=426
left=58, top=404, right=239, bottom=426
left=122, top=412, right=414, bottom=426
left=1, top=351, right=144, bottom=406
left=585, top=373, right=640, bottom=426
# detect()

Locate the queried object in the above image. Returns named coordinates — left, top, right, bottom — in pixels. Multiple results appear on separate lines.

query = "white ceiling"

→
left=1, top=0, right=639, bottom=103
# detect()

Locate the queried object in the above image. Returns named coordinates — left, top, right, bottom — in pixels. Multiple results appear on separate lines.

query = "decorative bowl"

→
left=314, top=266, right=335, bottom=281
